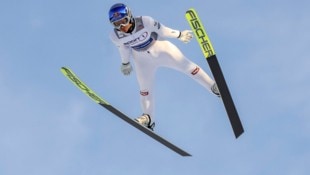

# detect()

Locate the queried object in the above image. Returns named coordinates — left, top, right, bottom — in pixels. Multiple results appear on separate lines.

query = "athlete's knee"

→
left=191, top=66, right=200, bottom=75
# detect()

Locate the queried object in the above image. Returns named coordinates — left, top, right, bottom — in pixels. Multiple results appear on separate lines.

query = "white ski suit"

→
left=110, top=16, right=215, bottom=121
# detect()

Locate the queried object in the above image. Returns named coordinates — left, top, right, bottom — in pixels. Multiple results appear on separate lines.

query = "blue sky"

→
left=1, top=0, right=309, bottom=174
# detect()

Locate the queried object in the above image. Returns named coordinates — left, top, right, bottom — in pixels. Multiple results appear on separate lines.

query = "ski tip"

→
left=186, top=8, right=195, bottom=12
left=185, top=8, right=194, bottom=17
left=60, top=66, right=69, bottom=73
left=60, top=66, right=69, bottom=71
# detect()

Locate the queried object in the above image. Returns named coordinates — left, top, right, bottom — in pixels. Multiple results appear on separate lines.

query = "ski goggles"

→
left=111, top=16, right=130, bottom=29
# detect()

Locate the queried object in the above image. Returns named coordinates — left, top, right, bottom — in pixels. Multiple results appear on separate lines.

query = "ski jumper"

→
left=110, top=16, right=215, bottom=120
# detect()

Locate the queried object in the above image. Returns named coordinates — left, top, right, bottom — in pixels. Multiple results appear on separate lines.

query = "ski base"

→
left=207, top=55, right=244, bottom=138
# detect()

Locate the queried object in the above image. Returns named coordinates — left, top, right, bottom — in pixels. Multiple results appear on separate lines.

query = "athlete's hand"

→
left=178, top=30, right=193, bottom=43
left=121, top=62, right=132, bottom=75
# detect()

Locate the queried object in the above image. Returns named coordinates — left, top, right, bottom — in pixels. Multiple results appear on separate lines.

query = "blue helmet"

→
left=109, top=3, right=132, bottom=24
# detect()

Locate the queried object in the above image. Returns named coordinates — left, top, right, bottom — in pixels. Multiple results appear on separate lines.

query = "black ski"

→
left=61, top=67, right=191, bottom=156
left=185, top=8, right=244, bottom=138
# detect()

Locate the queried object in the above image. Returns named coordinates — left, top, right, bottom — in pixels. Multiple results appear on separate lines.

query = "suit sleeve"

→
left=143, top=16, right=181, bottom=39
left=109, top=32, right=131, bottom=64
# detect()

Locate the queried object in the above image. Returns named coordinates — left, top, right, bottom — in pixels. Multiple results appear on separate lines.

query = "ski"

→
left=60, top=67, right=191, bottom=156
left=185, top=8, right=244, bottom=138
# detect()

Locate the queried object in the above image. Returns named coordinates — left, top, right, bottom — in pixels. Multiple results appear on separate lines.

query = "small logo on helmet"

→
left=113, top=12, right=120, bottom=17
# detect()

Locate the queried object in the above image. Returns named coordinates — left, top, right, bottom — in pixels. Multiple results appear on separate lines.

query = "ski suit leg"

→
left=131, top=40, right=215, bottom=121
left=132, top=51, right=157, bottom=120
left=151, top=41, right=215, bottom=91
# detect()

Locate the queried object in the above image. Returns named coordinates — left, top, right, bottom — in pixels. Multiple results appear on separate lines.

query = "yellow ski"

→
left=186, top=8, right=244, bottom=138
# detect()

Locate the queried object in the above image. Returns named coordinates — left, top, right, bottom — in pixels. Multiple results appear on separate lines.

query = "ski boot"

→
left=211, top=83, right=221, bottom=97
left=134, top=114, right=155, bottom=131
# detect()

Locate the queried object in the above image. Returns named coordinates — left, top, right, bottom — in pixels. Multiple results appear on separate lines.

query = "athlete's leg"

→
left=155, top=41, right=215, bottom=91
left=132, top=53, right=157, bottom=121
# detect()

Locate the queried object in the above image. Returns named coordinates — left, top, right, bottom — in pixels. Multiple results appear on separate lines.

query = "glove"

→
left=120, top=62, right=132, bottom=75
left=178, top=30, right=193, bottom=43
